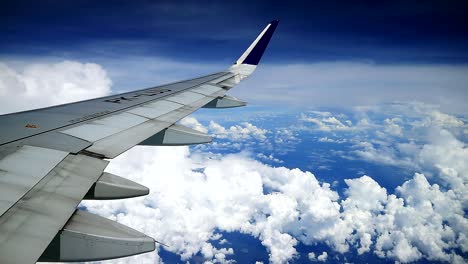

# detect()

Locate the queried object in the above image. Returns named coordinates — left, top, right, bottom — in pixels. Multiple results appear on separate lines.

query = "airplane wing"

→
left=0, top=20, right=279, bottom=263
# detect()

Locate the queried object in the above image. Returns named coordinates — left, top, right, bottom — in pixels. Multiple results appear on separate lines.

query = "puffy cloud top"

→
left=0, top=61, right=111, bottom=114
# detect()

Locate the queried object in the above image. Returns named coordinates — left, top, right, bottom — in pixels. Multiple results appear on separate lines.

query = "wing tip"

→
left=236, top=19, right=279, bottom=66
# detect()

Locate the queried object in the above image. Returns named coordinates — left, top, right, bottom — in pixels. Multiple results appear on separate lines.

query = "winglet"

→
left=235, top=20, right=279, bottom=66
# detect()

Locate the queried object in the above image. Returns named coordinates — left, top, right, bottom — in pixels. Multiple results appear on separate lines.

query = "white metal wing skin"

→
left=0, top=20, right=279, bottom=263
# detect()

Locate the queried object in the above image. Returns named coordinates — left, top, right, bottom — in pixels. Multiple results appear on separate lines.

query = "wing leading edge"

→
left=0, top=20, right=279, bottom=263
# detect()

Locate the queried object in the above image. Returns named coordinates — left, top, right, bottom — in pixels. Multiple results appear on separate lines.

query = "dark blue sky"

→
left=1, top=0, right=467, bottom=64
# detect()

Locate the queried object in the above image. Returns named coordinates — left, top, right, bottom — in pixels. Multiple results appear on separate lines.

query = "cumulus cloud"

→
left=256, top=153, right=283, bottom=164
left=300, top=112, right=353, bottom=132
left=179, top=118, right=269, bottom=143
left=318, top=137, right=347, bottom=143
left=383, top=117, right=403, bottom=136
left=308, top=252, right=316, bottom=261
left=0, top=61, right=112, bottom=114
left=79, top=141, right=466, bottom=264
left=179, top=116, right=209, bottom=133
left=317, top=252, right=328, bottom=262
left=419, top=129, right=468, bottom=192
left=179, top=117, right=295, bottom=156
left=82, top=147, right=329, bottom=263
left=307, top=103, right=467, bottom=174
left=308, top=251, right=328, bottom=262
left=295, top=103, right=467, bottom=262
left=208, top=121, right=268, bottom=141
left=350, top=140, right=415, bottom=167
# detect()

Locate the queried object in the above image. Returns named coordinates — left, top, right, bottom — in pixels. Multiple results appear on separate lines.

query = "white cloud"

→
left=336, top=173, right=466, bottom=263
left=317, top=252, right=328, bottom=262
left=180, top=118, right=278, bottom=154
left=256, top=153, right=283, bottom=163
left=318, top=137, right=347, bottom=143
left=419, top=129, right=468, bottom=192
left=300, top=112, right=353, bottom=132
left=82, top=147, right=331, bottom=263
left=0, top=61, right=111, bottom=114
left=429, top=110, right=464, bottom=127
left=208, top=121, right=268, bottom=141
left=179, top=119, right=270, bottom=150
left=299, top=105, right=466, bottom=263
left=179, top=116, right=209, bottom=133
left=383, top=117, right=403, bottom=136
left=308, top=251, right=328, bottom=262
left=313, top=103, right=467, bottom=176
left=350, top=141, right=414, bottom=167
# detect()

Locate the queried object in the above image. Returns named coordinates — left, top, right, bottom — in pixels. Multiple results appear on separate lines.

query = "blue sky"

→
left=1, top=0, right=468, bottom=63
left=1, top=1, right=467, bottom=263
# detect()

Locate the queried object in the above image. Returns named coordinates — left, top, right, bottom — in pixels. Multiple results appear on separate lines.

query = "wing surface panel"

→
left=127, top=100, right=182, bottom=119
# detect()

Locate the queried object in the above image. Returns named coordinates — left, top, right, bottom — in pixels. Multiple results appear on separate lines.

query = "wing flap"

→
left=190, top=84, right=224, bottom=95
left=84, top=119, right=170, bottom=158
left=165, top=91, right=206, bottom=105
left=60, top=112, right=149, bottom=142
left=25, top=131, right=92, bottom=154
left=139, top=124, right=212, bottom=146
left=0, top=153, right=108, bottom=264
left=0, top=146, right=69, bottom=216
left=39, top=210, right=155, bottom=262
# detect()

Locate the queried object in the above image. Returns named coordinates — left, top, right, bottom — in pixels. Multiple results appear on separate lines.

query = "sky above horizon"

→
left=1, top=0, right=468, bottom=64
left=0, top=1, right=467, bottom=263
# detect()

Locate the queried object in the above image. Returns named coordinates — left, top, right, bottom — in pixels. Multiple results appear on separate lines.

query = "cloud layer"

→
left=0, top=61, right=111, bottom=114
left=81, top=102, right=467, bottom=263
left=1, top=59, right=466, bottom=263
left=232, top=63, right=468, bottom=114
left=79, top=128, right=466, bottom=263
